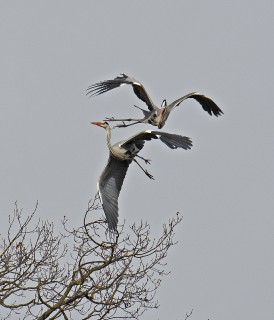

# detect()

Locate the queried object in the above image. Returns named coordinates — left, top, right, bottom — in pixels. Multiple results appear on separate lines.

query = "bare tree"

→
left=0, top=196, right=183, bottom=319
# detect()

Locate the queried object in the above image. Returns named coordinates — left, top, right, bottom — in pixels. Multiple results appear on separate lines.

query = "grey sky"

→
left=1, top=1, right=274, bottom=319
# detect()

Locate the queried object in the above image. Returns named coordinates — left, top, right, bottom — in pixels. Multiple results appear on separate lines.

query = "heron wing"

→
left=86, top=74, right=155, bottom=111
left=150, top=131, right=193, bottom=150
left=119, top=131, right=159, bottom=148
left=119, top=130, right=192, bottom=150
left=167, top=92, right=223, bottom=117
left=98, top=155, right=131, bottom=230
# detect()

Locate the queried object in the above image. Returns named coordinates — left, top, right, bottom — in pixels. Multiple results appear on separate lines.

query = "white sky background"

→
left=1, top=1, right=274, bottom=319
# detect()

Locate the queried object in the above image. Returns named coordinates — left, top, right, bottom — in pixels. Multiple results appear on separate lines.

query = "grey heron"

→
left=87, top=74, right=223, bottom=129
left=91, top=121, right=192, bottom=230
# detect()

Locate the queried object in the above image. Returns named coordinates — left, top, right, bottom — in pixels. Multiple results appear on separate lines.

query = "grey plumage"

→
left=92, top=122, right=193, bottom=230
left=87, top=74, right=223, bottom=128
left=120, top=130, right=192, bottom=150
left=87, top=74, right=155, bottom=111
left=98, top=157, right=130, bottom=231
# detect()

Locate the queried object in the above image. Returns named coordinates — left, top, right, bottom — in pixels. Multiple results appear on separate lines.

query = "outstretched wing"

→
left=120, top=130, right=192, bottom=150
left=167, top=92, right=223, bottom=117
left=151, top=131, right=193, bottom=150
left=86, top=73, right=155, bottom=111
left=98, top=156, right=131, bottom=230
left=119, top=130, right=159, bottom=148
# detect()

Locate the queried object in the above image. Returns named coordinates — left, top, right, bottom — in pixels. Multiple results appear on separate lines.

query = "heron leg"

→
left=104, top=117, right=141, bottom=122
left=136, top=155, right=151, bottom=164
left=103, top=117, right=143, bottom=128
left=133, top=159, right=154, bottom=180
left=114, top=121, right=142, bottom=128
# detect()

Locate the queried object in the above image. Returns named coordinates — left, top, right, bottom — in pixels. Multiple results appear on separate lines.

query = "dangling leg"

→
left=114, top=121, right=142, bottom=128
left=104, top=117, right=142, bottom=122
left=104, top=117, right=144, bottom=128
left=133, top=105, right=151, bottom=118
left=104, top=104, right=150, bottom=128
left=136, top=155, right=151, bottom=164
left=133, top=159, right=154, bottom=180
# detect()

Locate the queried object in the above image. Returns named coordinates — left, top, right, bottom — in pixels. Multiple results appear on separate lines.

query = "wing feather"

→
left=167, top=92, right=223, bottom=117
left=119, top=130, right=192, bottom=150
left=119, top=130, right=158, bottom=148
left=98, top=156, right=131, bottom=230
left=87, top=74, right=155, bottom=111
left=151, top=131, right=193, bottom=150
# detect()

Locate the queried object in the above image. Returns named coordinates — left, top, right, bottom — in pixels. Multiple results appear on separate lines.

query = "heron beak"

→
left=91, top=121, right=103, bottom=127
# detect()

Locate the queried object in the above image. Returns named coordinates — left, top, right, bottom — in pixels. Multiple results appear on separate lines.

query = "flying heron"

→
left=87, top=74, right=223, bottom=129
left=91, top=121, right=192, bottom=230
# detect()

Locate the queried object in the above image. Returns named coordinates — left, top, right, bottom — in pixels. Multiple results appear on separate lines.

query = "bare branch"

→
left=0, top=198, right=183, bottom=319
left=185, top=308, right=194, bottom=320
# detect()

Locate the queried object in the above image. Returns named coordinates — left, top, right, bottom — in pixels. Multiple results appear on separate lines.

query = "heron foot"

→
left=145, top=170, right=154, bottom=180
left=113, top=122, right=129, bottom=128
left=136, top=155, right=151, bottom=164
left=144, top=158, right=151, bottom=164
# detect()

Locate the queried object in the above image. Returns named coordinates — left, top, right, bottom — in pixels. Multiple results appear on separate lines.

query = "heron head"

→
left=161, top=99, right=167, bottom=107
left=91, top=121, right=109, bottom=129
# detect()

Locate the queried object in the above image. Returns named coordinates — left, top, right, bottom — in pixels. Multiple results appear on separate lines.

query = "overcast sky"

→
left=1, top=1, right=274, bottom=319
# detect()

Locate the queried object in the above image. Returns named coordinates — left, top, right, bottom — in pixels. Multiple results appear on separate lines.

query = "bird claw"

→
left=144, top=159, right=151, bottom=164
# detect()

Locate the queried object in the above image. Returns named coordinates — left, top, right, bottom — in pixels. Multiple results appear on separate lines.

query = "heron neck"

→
left=105, top=126, right=113, bottom=153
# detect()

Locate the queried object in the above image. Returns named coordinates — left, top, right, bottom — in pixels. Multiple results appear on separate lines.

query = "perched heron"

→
left=91, top=121, right=192, bottom=230
left=87, top=74, right=223, bottom=129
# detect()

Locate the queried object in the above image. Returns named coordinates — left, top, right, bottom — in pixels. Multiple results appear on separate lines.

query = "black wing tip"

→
left=86, top=82, right=116, bottom=97
left=192, top=93, right=224, bottom=117
left=86, top=89, right=105, bottom=97
left=202, top=103, right=223, bottom=117
left=184, top=136, right=193, bottom=149
left=203, top=101, right=224, bottom=117
left=217, top=108, right=224, bottom=116
left=175, top=135, right=193, bottom=150
left=86, top=89, right=99, bottom=97
left=86, top=76, right=130, bottom=97
left=86, top=82, right=105, bottom=97
left=210, top=107, right=224, bottom=117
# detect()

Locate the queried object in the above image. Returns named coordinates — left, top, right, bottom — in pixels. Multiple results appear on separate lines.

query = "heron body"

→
left=87, top=74, right=223, bottom=129
left=91, top=121, right=192, bottom=230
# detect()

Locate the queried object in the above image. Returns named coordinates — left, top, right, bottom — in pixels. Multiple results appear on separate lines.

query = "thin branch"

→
left=0, top=198, right=183, bottom=319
